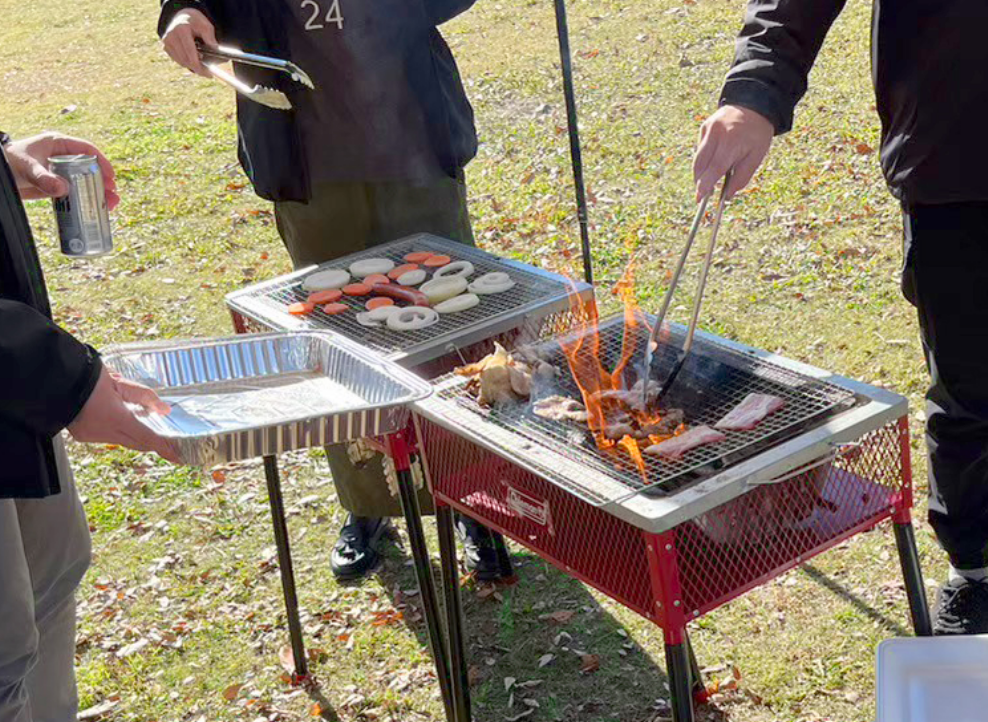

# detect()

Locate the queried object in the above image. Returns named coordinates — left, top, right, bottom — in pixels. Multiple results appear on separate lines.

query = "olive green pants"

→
left=274, top=175, right=474, bottom=517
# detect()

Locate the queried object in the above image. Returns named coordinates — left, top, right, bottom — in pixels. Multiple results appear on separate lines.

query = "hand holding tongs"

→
left=196, top=41, right=315, bottom=111
left=642, top=172, right=733, bottom=408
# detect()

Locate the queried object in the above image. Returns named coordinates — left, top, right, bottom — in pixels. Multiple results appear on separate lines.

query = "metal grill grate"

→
left=421, top=313, right=860, bottom=505
left=225, top=234, right=588, bottom=368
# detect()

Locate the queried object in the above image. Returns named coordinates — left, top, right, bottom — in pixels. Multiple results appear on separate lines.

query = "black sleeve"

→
left=158, top=0, right=219, bottom=37
left=0, top=301, right=102, bottom=436
left=424, top=0, right=477, bottom=26
left=720, top=0, right=848, bottom=135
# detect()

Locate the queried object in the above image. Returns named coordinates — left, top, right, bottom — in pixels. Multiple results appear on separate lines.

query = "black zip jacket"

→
left=157, top=0, right=478, bottom=202
left=721, top=0, right=988, bottom=205
left=0, top=149, right=102, bottom=499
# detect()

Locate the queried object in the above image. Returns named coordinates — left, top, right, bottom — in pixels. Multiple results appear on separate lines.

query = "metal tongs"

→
left=642, top=173, right=732, bottom=408
left=196, top=41, right=315, bottom=111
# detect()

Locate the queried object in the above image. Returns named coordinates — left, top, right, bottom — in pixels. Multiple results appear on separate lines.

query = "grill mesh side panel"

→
left=418, top=414, right=910, bottom=626
left=418, top=417, right=658, bottom=619
left=675, top=420, right=907, bottom=615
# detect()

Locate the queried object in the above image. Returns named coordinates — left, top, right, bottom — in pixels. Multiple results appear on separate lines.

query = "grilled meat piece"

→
left=715, top=393, right=786, bottom=431
left=644, top=425, right=726, bottom=460
left=532, top=395, right=589, bottom=423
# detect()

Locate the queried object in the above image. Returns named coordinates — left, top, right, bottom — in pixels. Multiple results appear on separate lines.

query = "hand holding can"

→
left=49, top=155, right=114, bottom=257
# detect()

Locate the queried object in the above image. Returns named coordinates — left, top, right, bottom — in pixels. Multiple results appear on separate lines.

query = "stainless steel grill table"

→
left=225, top=234, right=593, bottom=720
left=413, top=313, right=932, bottom=722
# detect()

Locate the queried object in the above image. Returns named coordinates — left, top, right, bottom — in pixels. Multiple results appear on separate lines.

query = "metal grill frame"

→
left=415, top=319, right=908, bottom=532
left=225, top=233, right=593, bottom=368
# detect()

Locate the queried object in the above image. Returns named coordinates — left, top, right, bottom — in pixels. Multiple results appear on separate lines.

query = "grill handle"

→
left=746, top=441, right=863, bottom=487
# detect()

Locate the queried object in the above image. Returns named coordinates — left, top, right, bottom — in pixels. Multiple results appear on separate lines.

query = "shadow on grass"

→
left=802, top=562, right=912, bottom=637
left=375, top=541, right=729, bottom=722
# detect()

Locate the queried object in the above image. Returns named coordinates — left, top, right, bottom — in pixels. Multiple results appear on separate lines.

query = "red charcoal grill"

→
left=413, top=312, right=932, bottom=722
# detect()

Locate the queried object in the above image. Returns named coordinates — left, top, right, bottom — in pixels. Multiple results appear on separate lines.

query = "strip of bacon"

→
left=644, top=425, right=726, bottom=460
left=715, top=393, right=786, bottom=431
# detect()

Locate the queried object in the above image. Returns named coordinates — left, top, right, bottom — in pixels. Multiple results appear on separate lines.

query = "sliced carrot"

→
left=288, top=302, right=315, bottom=316
left=343, top=283, right=372, bottom=296
left=307, top=288, right=343, bottom=305
left=363, top=274, right=391, bottom=286
left=322, top=302, right=349, bottom=315
left=366, top=297, right=395, bottom=310
left=388, top=263, right=420, bottom=280
left=423, top=254, right=451, bottom=267
left=404, top=251, right=434, bottom=264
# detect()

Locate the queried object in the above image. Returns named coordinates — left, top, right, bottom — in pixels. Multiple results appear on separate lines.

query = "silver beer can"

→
left=49, top=154, right=113, bottom=257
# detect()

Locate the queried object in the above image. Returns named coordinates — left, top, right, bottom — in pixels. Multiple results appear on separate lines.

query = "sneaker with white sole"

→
left=934, top=577, right=988, bottom=635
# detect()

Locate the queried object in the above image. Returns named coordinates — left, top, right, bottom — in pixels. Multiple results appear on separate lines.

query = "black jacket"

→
left=721, top=0, right=988, bottom=205
left=0, top=150, right=102, bottom=499
left=157, top=0, right=478, bottom=202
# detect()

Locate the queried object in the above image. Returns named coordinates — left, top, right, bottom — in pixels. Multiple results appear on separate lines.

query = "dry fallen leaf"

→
left=310, top=703, right=323, bottom=717
left=538, top=654, right=555, bottom=668
left=547, top=610, right=576, bottom=624
left=222, top=684, right=243, bottom=701
left=468, top=665, right=483, bottom=687
left=579, top=654, right=601, bottom=674
left=504, top=709, right=534, bottom=722
left=278, top=646, right=296, bottom=676
left=504, top=677, right=516, bottom=692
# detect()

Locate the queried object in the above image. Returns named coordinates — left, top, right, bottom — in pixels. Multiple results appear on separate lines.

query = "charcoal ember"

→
left=637, top=408, right=685, bottom=438
left=532, top=395, right=589, bottom=423
left=603, top=412, right=636, bottom=440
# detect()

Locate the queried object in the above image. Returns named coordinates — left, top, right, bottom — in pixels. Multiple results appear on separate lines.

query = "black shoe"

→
left=934, top=577, right=988, bottom=635
left=456, top=515, right=514, bottom=582
left=331, top=514, right=390, bottom=581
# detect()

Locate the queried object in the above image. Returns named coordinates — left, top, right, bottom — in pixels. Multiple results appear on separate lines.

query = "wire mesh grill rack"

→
left=226, top=234, right=592, bottom=369
left=419, top=313, right=861, bottom=505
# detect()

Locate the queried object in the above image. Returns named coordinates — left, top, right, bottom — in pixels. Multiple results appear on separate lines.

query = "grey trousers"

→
left=0, top=438, right=91, bottom=722
left=275, top=175, right=473, bottom=517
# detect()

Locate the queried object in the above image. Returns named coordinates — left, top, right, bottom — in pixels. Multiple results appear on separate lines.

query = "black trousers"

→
left=903, top=202, right=988, bottom=569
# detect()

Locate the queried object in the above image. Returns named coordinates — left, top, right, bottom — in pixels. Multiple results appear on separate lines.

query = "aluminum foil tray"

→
left=102, top=331, right=433, bottom=466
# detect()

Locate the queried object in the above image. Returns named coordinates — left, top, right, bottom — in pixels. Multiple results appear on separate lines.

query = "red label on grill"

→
left=501, top=481, right=555, bottom=535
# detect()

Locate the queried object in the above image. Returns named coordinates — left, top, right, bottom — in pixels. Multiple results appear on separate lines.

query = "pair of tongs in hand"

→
left=197, top=41, right=315, bottom=111
left=641, top=173, right=732, bottom=408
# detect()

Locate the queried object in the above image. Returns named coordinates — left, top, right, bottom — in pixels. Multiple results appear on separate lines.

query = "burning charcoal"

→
left=532, top=396, right=589, bottom=423
left=603, top=417, right=636, bottom=440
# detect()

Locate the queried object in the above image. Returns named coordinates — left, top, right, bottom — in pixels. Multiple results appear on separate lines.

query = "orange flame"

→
left=560, top=262, right=673, bottom=483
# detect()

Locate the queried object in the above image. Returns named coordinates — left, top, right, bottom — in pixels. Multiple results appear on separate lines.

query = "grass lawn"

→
left=3, top=0, right=942, bottom=720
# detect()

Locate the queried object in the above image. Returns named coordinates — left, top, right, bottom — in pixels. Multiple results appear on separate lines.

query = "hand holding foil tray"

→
left=102, top=331, right=432, bottom=466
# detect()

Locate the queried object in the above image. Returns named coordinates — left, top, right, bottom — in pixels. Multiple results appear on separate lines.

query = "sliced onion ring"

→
left=386, top=306, right=440, bottom=331
left=434, top=293, right=481, bottom=314
left=397, top=269, right=427, bottom=286
left=468, top=272, right=515, bottom=295
left=432, top=261, right=475, bottom=280
left=420, top=276, right=468, bottom=304
left=303, top=268, right=350, bottom=291
left=349, top=258, right=395, bottom=278
left=356, top=305, right=402, bottom=328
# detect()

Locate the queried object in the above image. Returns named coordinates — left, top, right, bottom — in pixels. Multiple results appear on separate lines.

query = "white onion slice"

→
left=434, top=293, right=480, bottom=314
left=349, top=258, right=395, bottom=278
left=432, top=261, right=475, bottom=280
left=397, top=269, right=427, bottom=286
left=367, top=305, right=401, bottom=322
left=302, top=269, right=350, bottom=291
left=386, top=306, right=440, bottom=331
left=420, top=276, right=468, bottom=304
left=468, top=272, right=515, bottom=295
left=356, top=312, right=382, bottom=328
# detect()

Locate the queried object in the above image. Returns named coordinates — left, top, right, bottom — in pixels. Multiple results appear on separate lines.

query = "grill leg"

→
left=263, top=455, right=308, bottom=682
left=894, top=521, right=933, bottom=636
left=665, top=640, right=696, bottom=722
left=437, top=504, right=472, bottom=722
left=391, top=435, right=457, bottom=722
left=686, top=636, right=707, bottom=704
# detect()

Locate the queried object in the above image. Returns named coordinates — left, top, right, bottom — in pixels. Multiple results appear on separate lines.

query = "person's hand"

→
left=5, top=133, right=119, bottom=209
left=68, top=368, right=182, bottom=464
left=693, top=104, right=775, bottom=201
left=162, top=9, right=218, bottom=78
